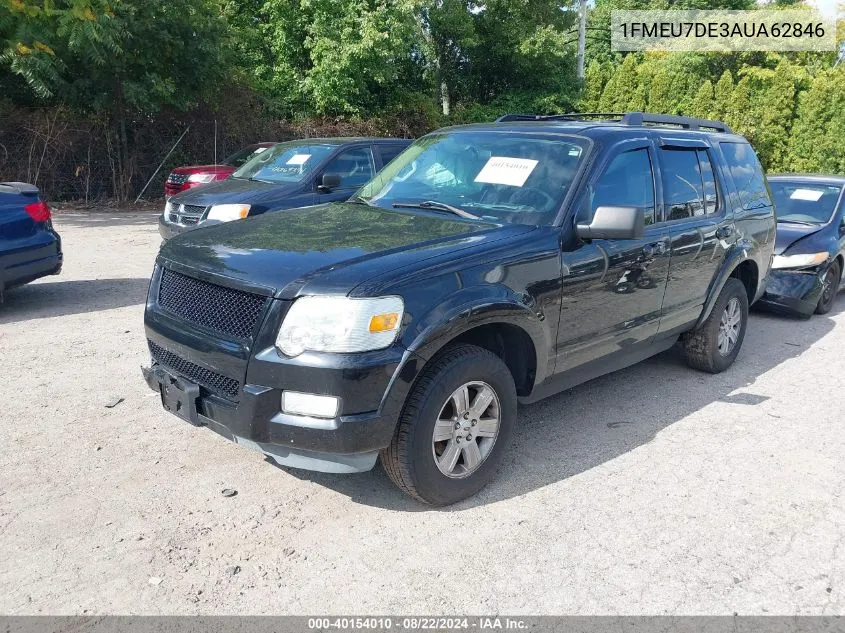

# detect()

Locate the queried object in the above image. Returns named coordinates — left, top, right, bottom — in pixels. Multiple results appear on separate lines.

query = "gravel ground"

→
left=1, top=210, right=844, bottom=615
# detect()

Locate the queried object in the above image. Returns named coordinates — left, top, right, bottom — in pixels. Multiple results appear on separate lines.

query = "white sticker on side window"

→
left=474, top=157, right=538, bottom=187
left=790, top=188, right=824, bottom=201
left=286, top=154, right=312, bottom=166
left=253, top=147, right=268, bottom=154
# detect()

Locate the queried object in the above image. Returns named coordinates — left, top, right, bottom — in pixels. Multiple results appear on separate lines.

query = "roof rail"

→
left=495, top=111, right=733, bottom=134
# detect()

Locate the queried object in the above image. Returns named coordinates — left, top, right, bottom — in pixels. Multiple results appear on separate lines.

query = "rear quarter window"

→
left=719, top=142, right=772, bottom=210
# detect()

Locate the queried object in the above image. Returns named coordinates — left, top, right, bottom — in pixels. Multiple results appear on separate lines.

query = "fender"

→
left=694, top=244, right=757, bottom=330
left=400, top=284, right=553, bottom=388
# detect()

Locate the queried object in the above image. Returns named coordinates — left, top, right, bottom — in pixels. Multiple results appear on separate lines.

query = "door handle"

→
left=642, top=241, right=667, bottom=257
left=716, top=225, right=734, bottom=239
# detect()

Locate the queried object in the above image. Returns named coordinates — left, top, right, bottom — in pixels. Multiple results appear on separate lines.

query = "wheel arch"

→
left=695, top=254, right=759, bottom=330
left=405, top=306, right=546, bottom=399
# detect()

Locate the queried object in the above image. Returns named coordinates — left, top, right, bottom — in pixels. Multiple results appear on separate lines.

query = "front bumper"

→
left=158, top=216, right=198, bottom=241
left=757, top=267, right=825, bottom=316
left=143, top=334, right=423, bottom=473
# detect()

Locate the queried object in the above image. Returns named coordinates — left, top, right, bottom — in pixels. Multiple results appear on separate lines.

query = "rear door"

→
left=655, top=140, right=735, bottom=333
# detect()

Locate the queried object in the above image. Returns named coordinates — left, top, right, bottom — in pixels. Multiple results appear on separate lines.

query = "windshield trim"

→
left=770, top=179, right=844, bottom=226
left=357, top=129, right=593, bottom=228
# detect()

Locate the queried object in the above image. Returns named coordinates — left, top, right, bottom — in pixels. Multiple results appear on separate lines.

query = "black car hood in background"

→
left=169, top=178, right=300, bottom=207
left=158, top=203, right=532, bottom=298
left=774, top=222, right=825, bottom=255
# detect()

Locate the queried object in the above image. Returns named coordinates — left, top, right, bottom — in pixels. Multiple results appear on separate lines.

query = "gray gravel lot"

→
left=1, top=211, right=844, bottom=615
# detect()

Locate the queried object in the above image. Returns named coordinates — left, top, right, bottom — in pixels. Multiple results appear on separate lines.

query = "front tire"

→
left=815, top=259, right=840, bottom=315
left=683, top=277, right=749, bottom=373
left=380, top=344, right=517, bottom=506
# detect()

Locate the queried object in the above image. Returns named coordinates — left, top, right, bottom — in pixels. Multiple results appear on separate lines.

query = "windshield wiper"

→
left=249, top=177, right=274, bottom=184
left=392, top=200, right=480, bottom=220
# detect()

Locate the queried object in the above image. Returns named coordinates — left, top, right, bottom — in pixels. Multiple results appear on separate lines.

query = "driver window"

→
left=322, top=147, right=375, bottom=189
left=591, top=148, right=655, bottom=225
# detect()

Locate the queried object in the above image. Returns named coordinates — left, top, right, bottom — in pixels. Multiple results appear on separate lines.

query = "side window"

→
left=591, top=148, right=656, bottom=226
left=377, top=145, right=406, bottom=166
left=322, top=147, right=375, bottom=188
left=659, top=148, right=705, bottom=221
left=720, top=142, right=772, bottom=210
left=697, top=149, right=719, bottom=215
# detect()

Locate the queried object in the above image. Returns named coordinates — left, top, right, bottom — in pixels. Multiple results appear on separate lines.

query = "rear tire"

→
left=380, top=344, right=517, bottom=506
left=815, top=259, right=840, bottom=315
left=683, top=277, right=749, bottom=373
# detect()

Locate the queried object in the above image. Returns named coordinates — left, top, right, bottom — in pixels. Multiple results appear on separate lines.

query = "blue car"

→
left=0, top=182, right=62, bottom=301
left=759, top=174, right=845, bottom=316
left=159, top=137, right=412, bottom=240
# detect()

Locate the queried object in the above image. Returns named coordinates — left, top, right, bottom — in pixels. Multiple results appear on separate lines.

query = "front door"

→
left=556, top=141, right=671, bottom=372
left=316, top=145, right=376, bottom=203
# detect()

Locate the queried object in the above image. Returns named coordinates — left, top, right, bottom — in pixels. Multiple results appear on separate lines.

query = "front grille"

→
left=167, top=173, right=189, bottom=185
left=182, top=204, right=206, bottom=216
left=158, top=267, right=267, bottom=340
left=181, top=215, right=200, bottom=225
left=148, top=340, right=240, bottom=399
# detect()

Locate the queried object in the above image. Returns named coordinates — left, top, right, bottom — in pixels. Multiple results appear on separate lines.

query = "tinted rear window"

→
left=720, top=142, right=771, bottom=210
left=377, top=144, right=407, bottom=165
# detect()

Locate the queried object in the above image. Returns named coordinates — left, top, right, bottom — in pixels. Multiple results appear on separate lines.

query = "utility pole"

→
left=577, top=0, right=587, bottom=80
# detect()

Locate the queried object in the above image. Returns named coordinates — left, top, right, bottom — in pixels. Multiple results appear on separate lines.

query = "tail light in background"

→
left=24, top=200, right=52, bottom=222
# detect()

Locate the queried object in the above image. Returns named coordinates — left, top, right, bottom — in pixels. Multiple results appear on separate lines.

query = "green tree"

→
left=789, top=69, right=845, bottom=174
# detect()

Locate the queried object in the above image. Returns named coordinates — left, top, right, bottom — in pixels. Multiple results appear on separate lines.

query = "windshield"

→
left=233, top=142, right=337, bottom=184
left=225, top=144, right=273, bottom=168
left=356, top=131, right=588, bottom=225
left=770, top=181, right=842, bottom=225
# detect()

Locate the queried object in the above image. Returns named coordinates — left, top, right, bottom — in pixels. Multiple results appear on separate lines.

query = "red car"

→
left=164, top=142, right=276, bottom=198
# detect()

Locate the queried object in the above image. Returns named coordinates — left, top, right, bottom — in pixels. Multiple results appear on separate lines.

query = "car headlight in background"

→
left=206, top=204, right=251, bottom=222
left=771, top=252, right=829, bottom=270
left=276, top=296, right=404, bottom=356
left=186, top=173, right=216, bottom=184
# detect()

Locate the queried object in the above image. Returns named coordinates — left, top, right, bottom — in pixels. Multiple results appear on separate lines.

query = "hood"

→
left=158, top=202, right=532, bottom=299
left=168, top=177, right=299, bottom=207
left=774, top=222, right=824, bottom=255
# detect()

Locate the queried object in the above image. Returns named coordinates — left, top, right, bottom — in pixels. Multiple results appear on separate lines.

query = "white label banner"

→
left=474, top=157, right=538, bottom=187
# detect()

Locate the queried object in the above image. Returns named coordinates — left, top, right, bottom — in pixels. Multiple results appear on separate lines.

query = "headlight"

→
left=206, top=204, right=251, bottom=222
left=163, top=201, right=175, bottom=215
left=771, top=252, right=828, bottom=270
left=187, top=173, right=215, bottom=184
left=276, top=296, right=404, bottom=356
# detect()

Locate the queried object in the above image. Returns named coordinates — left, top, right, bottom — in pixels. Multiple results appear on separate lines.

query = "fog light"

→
left=281, top=391, right=340, bottom=419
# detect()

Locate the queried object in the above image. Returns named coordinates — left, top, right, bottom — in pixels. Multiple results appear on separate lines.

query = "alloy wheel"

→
left=717, top=297, right=742, bottom=356
left=432, top=381, right=501, bottom=478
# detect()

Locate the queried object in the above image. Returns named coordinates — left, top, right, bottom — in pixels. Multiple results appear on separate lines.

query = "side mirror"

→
left=317, top=173, right=341, bottom=192
left=576, top=206, right=644, bottom=240
left=839, top=221, right=845, bottom=237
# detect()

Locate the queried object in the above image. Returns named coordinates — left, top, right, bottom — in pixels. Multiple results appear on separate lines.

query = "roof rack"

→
left=495, top=111, right=733, bottom=134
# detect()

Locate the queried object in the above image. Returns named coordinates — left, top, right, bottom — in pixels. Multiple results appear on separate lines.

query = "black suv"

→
left=143, top=112, right=775, bottom=505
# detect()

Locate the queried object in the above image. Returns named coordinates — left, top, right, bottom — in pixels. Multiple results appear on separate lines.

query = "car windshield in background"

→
left=770, top=181, right=843, bottom=225
left=356, top=131, right=588, bottom=225
left=232, top=142, right=337, bottom=184
left=225, top=144, right=273, bottom=168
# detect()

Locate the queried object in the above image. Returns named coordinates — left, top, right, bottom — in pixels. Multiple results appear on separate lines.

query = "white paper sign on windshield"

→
left=474, top=157, right=538, bottom=187
left=286, top=154, right=312, bottom=166
left=790, top=188, right=824, bottom=201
